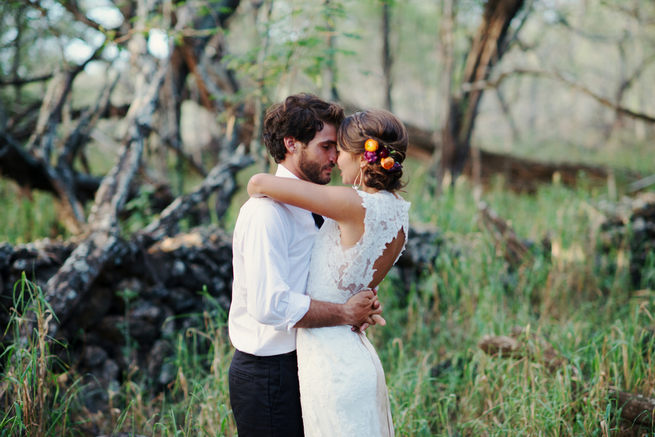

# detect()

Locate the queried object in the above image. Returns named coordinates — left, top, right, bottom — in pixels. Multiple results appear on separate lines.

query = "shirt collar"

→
left=276, top=164, right=300, bottom=180
left=275, top=164, right=318, bottom=221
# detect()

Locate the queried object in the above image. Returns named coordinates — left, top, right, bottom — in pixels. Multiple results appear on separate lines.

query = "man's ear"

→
left=284, top=136, right=296, bottom=153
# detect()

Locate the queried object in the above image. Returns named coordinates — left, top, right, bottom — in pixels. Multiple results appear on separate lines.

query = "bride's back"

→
left=306, top=189, right=409, bottom=303
left=368, top=227, right=406, bottom=289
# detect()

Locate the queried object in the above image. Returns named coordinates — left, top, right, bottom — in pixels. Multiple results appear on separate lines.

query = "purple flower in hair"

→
left=364, top=151, right=378, bottom=163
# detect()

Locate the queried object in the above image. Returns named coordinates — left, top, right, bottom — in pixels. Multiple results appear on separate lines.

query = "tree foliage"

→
left=0, top=0, right=654, bottom=237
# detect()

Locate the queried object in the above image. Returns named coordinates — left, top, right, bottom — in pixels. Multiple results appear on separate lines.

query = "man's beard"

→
left=298, top=149, right=332, bottom=185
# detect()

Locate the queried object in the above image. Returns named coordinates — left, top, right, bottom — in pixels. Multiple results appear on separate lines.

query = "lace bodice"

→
left=306, top=189, right=410, bottom=303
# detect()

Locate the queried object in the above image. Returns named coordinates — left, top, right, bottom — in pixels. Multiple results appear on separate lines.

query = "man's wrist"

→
left=338, top=302, right=350, bottom=325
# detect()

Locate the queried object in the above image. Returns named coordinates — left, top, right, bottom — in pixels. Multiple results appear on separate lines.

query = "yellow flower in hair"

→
left=364, top=139, right=379, bottom=152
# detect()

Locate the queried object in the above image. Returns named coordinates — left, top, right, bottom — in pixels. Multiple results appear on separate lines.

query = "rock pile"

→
left=0, top=223, right=442, bottom=410
left=0, top=227, right=233, bottom=408
left=598, top=192, right=655, bottom=290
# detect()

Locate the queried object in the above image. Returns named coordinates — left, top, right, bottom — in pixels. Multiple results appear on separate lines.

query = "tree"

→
left=0, top=0, right=256, bottom=331
left=381, top=0, right=393, bottom=111
left=0, top=0, right=246, bottom=231
left=436, top=0, right=529, bottom=186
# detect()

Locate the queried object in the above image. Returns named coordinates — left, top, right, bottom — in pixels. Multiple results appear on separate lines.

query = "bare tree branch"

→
left=499, top=0, right=535, bottom=56
left=44, top=0, right=197, bottom=328
left=55, top=0, right=120, bottom=33
left=138, top=150, right=254, bottom=242
left=617, top=52, right=655, bottom=97
left=0, top=73, right=53, bottom=87
left=14, top=45, right=106, bottom=229
left=478, top=201, right=532, bottom=267
left=0, top=129, right=101, bottom=201
left=26, top=44, right=105, bottom=158
left=462, top=68, right=655, bottom=124
left=0, top=130, right=53, bottom=192
left=494, top=87, right=520, bottom=142
left=554, top=11, right=624, bottom=44
left=59, top=72, right=121, bottom=168
left=152, top=129, right=208, bottom=177
left=628, top=174, right=655, bottom=194
left=88, top=70, right=166, bottom=228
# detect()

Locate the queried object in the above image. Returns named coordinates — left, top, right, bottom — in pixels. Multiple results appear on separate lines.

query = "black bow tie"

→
left=311, top=213, right=324, bottom=229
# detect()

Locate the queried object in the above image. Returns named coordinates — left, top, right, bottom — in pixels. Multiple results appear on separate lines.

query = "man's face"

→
left=296, top=123, right=338, bottom=185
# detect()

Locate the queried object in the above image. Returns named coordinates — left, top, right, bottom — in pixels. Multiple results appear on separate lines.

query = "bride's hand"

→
left=347, top=289, right=386, bottom=332
left=353, top=313, right=387, bottom=333
left=371, top=314, right=386, bottom=326
left=343, top=289, right=382, bottom=327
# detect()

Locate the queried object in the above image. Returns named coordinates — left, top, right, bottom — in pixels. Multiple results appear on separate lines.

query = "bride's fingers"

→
left=371, top=314, right=386, bottom=326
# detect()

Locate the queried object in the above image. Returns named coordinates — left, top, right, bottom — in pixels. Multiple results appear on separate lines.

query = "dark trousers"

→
left=229, top=349, right=304, bottom=437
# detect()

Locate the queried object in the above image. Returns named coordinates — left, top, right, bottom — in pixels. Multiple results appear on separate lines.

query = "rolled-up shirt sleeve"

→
left=243, top=203, right=311, bottom=330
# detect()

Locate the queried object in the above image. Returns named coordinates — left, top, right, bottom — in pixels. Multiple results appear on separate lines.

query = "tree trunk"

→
left=46, top=20, right=168, bottom=329
left=324, top=0, right=340, bottom=101
left=381, top=0, right=393, bottom=111
left=439, top=0, right=526, bottom=184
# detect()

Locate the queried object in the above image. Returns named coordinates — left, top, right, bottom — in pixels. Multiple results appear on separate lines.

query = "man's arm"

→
left=241, top=201, right=384, bottom=331
left=240, top=202, right=312, bottom=330
left=294, top=289, right=384, bottom=329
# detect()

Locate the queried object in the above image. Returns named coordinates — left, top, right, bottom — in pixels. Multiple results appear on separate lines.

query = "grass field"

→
left=1, top=154, right=654, bottom=435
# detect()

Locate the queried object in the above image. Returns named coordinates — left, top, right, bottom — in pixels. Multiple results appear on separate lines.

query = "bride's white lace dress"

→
left=297, top=189, right=410, bottom=437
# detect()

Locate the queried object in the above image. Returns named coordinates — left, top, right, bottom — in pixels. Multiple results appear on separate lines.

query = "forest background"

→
left=1, top=0, right=655, bottom=435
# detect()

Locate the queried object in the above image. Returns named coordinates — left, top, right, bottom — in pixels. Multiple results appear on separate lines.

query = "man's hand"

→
left=343, top=289, right=385, bottom=332
left=294, top=288, right=385, bottom=330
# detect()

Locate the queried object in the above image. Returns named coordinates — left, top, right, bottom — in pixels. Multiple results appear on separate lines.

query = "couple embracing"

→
left=228, top=93, right=410, bottom=436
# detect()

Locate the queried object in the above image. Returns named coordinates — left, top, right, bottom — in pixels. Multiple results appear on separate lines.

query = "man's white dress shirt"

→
left=228, top=165, right=317, bottom=356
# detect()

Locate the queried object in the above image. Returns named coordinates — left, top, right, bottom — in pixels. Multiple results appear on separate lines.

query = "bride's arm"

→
left=248, top=173, right=364, bottom=223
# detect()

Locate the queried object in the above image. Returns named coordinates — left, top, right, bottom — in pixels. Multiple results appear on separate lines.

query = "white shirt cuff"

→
left=282, top=293, right=311, bottom=331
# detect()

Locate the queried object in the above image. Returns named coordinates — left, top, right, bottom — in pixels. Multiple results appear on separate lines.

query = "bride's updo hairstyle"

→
left=338, top=109, right=408, bottom=192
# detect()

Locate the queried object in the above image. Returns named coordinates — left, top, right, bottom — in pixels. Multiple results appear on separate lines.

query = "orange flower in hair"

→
left=362, top=138, right=403, bottom=172
left=364, top=139, right=379, bottom=152
left=380, top=156, right=395, bottom=170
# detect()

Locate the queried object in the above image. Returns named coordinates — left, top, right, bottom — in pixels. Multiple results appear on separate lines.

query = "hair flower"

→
left=364, top=139, right=379, bottom=152
left=380, top=156, right=395, bottom=170
left=362, top=138, right=403, bottom=172
left=364, top=151, right=378, bottom=163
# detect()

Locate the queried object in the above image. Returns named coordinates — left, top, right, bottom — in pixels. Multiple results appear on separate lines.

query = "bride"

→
left=247, top=108, right=410, bottom=436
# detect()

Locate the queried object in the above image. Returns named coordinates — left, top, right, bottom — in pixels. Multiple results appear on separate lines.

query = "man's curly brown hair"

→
left=263, top=94, right=344, bottom=163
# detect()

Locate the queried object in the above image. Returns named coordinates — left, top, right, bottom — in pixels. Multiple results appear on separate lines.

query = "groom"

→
left=228, top=93, right=383, bottom=436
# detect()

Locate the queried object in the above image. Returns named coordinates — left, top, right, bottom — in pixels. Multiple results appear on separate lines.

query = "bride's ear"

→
left=359, top=155, right=368, bottom=168
left=284, top=136, right=297, bottom=153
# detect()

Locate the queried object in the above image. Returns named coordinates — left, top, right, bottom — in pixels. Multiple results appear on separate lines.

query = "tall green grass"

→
left=0, top=273, right=82, bottom=436
left=367, top=169, right=654, bottom=435
left=0, top=180, right=67, bottom=245
left=1, top=160, right=654, bottom=435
